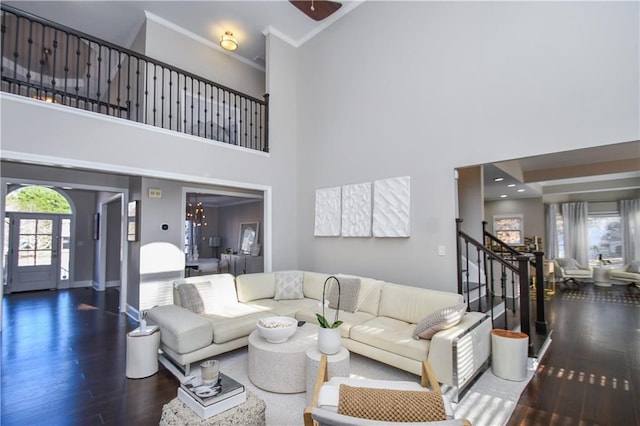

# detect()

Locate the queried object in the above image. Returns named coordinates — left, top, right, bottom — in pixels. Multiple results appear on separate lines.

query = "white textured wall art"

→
left=314, top=186, right=341, bottom=236
left=373, top=176, right=411, bottom=237
left=341, top=182, right=372, bottom=237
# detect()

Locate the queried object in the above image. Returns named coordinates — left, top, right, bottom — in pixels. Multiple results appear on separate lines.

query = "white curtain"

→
left=561, top=202, right=589, bottom=265
left=619, top=199, right=640, bottom=264
left=545, top=203, right=559, bottom=259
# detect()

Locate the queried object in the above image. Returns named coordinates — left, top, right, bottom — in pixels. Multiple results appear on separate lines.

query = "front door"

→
left=6, top=213, right=70, bottom=292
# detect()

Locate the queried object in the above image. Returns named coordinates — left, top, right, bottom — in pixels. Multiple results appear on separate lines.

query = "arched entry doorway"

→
left=3, top=185, right=73, bottom=292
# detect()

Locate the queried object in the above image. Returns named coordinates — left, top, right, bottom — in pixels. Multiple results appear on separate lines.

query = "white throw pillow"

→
left=413, top=302, right=467, bottom=340
left=274, top=271, right=304, bottom=300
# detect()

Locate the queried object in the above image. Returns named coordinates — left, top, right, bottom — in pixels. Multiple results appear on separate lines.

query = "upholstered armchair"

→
left=554, top=258, right=593, bottom=289
left=609, top=261, right=640, bottom=285
left=303, top=355, right=470, bottom=426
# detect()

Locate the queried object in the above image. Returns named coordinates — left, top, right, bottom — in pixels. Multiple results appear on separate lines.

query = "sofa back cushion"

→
left=173, top=273, right=238, bottom=313
left=378, top=282, right=463, bottom=324
left=236, top=272, right=276, bottom=302
left=336, top=273, right=383, bottom=316
left=302, top=271, right=334, bottom=301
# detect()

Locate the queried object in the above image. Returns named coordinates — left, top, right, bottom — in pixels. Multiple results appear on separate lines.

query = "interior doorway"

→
left=3, top=186, right=73, bottom=293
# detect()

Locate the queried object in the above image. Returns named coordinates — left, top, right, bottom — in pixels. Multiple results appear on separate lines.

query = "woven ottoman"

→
left=159, top=391, right=266, bottom=426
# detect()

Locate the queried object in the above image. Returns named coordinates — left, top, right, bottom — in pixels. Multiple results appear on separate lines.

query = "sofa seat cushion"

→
left=350, top=317, right=430, bottom=362
left=295, top=306, right=376, bottom=338
left=563, top=269, right=592, bottom=277
left=243, top=298, right=317, bottom=318
left=610, top=270, right=640, bottom=280
left=146, top=305, right=213, bottom=354
left=203, top=311, right=270, bottom=344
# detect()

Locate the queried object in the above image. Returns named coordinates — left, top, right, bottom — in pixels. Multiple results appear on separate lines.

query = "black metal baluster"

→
left=26, top=19, right=33, bottom=98
left=126, top=51, right=131, bottom=119
left=160, top=66, right=165, bottom=128
left=96, top=44, right=102, bottom=113
left=85, top=39, right=92, bottom=110
left=116, top=51, right=122, bottom=116
left=51, top=29, right=58, bottom=102
left=63, top=30, right=69, bottom=99
left=135, top=57, right=140, bottom=122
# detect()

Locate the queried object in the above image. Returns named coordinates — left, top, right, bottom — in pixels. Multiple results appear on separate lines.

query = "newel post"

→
left=517, top=255, right=532, bottom=353
left=534, top=251, right=547, bottom=334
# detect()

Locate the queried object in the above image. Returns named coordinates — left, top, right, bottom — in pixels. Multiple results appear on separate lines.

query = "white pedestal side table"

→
left=248, top=323, right=317, bottom=393
left=593, top=266, right=613, bottom=287
left=491, top=329, right=528, bottom=382
left=126, top=326, right=160, bottom=379
left=305, top=346, right=350, bottom=405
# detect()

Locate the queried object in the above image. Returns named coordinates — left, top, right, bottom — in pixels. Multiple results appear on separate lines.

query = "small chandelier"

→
left=220, top=31, right=238, bottom=51
left=186, top=196, right=207, bottom=227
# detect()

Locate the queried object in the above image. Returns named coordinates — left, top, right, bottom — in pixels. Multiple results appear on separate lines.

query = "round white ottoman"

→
left=491, top=329, right=528, bottom=382
left=305, top=346, right=350, bottom=405
left=248, top=323, right=317, bottom=393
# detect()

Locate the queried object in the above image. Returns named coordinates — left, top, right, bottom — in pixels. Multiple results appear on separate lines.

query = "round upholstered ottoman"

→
left=248, top=323, right=317, bottom=393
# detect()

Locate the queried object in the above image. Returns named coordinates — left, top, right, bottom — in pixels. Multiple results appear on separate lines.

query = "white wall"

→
left=294, top=1, right=639, bottom=291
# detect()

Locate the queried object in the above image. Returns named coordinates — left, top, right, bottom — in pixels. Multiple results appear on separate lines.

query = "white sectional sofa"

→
left=147, top=271, right=491, bottom=400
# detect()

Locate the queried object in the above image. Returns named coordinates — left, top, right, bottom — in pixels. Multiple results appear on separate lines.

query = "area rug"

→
left=160, top=347, right=535, bottom=426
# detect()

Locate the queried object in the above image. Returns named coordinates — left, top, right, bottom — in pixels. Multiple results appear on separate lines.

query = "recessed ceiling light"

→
left=507, top=184, right=516, bottom=187
left=494, top=177, right=504, bottom=182
left=517, top=189, right=525, bottom=192
left=500, top=194, right=508, bottom=198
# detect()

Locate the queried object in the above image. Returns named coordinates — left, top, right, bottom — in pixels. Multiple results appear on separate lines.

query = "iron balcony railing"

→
left=1, top=5, right=269, bottom=152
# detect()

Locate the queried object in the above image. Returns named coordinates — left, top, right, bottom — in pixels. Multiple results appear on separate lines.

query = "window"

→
left=493, top=214, right=524, bottom=245
left=588, top=213, right=622, bottom=265
left=554, top=212, right=622, bottom=266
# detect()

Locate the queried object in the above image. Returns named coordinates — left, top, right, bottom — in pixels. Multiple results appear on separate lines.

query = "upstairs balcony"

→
left=1, top=5, right=269, bottom=153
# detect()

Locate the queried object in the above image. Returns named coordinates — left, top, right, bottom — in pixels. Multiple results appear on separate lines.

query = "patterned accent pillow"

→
left=413, top=302, right=467, bottom=340
left=175, top=283, right=205, bottom=314
left=328, top=277, right=361, bottom=313
left=274, top=271, right=304, bottom=300
left=337, top=384, right=446, bottom=422
left=628, top=261, right=640, bottom=274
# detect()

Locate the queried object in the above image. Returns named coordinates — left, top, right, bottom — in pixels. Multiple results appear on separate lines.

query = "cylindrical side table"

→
left=305, top=346, right=350, bottom=405
left=126, top=327, right=161, bottom=379
left=491, top=329, right=528, bottom=382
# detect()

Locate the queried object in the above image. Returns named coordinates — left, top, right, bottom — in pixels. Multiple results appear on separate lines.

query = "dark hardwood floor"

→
left=508, top=283, right=640, bottom=426
left=1, top=287, right=178, bottom=425
left=1, top=282, right=638, bottom=425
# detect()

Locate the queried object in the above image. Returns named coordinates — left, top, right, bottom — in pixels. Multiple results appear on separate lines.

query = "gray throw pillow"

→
left=274, top=271, right=304, bottom=300
left=176, top=283, right=205, bottom=314
left=328, top=277, right=361, bottom=313
left=413, top=302, right=467, bottom=340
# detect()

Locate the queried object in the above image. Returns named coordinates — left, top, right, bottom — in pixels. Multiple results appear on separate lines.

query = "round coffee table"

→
left=248, top=322, right=317, bottom=393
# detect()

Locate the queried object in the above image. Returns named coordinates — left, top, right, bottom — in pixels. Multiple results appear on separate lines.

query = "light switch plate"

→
left=438, top=245, right=446, bottom=256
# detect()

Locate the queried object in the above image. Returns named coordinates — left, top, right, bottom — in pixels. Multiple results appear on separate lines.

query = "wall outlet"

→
left=438, top=245, right=446, bottom=256
left=148, top=188, right=162, bottom=198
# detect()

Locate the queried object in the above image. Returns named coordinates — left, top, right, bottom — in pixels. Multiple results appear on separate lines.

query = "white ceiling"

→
left=5, top=0, right=364, bottom=69
left=482, top=141, right=640, bottom=201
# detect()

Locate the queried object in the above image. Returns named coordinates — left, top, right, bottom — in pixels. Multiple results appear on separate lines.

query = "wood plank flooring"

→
left=2, top=283, right=638, bottom=425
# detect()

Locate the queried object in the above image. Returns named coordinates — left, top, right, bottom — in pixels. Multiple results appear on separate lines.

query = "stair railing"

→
left=456, top=219, right=546, bottom=353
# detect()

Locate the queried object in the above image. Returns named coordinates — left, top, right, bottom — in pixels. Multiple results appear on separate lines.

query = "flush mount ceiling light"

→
left=494, top=177, right=504, bottom=182
left=500, top=194, right=508, bottom=198
left=220, top=31, right=238, bottom=51
left=507, top=184, right=516, bottom=188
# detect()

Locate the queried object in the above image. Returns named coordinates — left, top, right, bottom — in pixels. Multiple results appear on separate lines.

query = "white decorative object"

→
left=256, top=316, right=298, bottom=343
left=373, top=176, right=411, bottom=237
left=341, top=182, right=372, bottom=237
left=317, top=327, right=342, bottom=355
left=314, top=186, right=341, bottom=236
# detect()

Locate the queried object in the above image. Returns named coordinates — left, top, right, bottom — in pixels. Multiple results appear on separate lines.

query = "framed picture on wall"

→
left=127, top=200, right=139, bottom=242
left=238, top=222, right=259, bottom=254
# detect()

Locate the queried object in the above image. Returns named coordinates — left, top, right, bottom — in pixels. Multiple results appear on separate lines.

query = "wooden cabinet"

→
left=221, top=254, right=263, bottom=275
